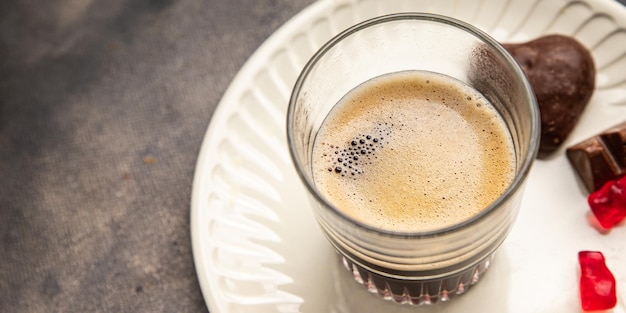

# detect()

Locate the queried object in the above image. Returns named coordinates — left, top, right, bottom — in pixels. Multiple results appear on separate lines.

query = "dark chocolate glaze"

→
left=504, top=34, right=596, bottom=153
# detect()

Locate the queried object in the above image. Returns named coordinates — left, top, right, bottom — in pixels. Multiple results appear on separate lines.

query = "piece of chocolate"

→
left=503, top=35, right=596, bottom=154
left=566, top=121, right=626, bottom=193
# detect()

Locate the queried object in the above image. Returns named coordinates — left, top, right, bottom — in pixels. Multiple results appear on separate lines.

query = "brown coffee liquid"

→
left=312, top=71, right=515, bottom=232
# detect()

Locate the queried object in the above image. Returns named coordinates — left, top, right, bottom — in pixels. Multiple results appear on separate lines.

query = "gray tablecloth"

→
left=2, top=0, right=626, bottom=312
left=0, top=0, right=312, bottom=312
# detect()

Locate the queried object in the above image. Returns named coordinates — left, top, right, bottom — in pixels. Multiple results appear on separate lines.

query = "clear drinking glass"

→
left=287, top=13, right=540, bottom=305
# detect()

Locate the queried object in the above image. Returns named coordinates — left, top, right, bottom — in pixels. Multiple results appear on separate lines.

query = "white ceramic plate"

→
left=191, top=0, right=626, bottom=312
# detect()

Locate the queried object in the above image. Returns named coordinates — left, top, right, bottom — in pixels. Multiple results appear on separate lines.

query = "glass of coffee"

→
left=287, top=13, right=539, bottom=305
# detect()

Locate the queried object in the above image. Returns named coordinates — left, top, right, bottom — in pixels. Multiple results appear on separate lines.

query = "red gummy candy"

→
left=578, top=251, right=617, bottom=311
left=588, top=175, right=626, bottom=229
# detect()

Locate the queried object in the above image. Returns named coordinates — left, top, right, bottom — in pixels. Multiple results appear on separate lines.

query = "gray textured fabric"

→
left=0, top=0, right=312, bottom=312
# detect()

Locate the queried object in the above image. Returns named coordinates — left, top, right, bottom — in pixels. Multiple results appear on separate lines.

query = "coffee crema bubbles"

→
left=322, top=125, right=390, bottom=177
left=312, top=71, right=515, bottom=232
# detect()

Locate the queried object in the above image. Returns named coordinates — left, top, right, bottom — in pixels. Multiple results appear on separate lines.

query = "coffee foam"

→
left=312, top=71, right=515, bottom=232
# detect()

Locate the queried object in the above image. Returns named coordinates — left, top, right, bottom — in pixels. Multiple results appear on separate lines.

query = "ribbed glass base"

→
left=341, top=254, right=494, bottom=305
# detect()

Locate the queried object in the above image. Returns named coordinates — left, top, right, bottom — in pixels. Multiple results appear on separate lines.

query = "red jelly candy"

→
left=588, top=175, right=626, bottom=229
left=578, top=251, right=617, bottom=311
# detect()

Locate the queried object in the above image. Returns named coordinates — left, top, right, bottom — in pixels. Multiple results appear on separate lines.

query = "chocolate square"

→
left=566, top=121, right=626, bottom=193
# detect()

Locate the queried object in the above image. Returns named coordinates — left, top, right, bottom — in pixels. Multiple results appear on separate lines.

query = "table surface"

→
left=1, top=0, right=625, bottom=312
left=0, top=0, right=313, bottom=312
